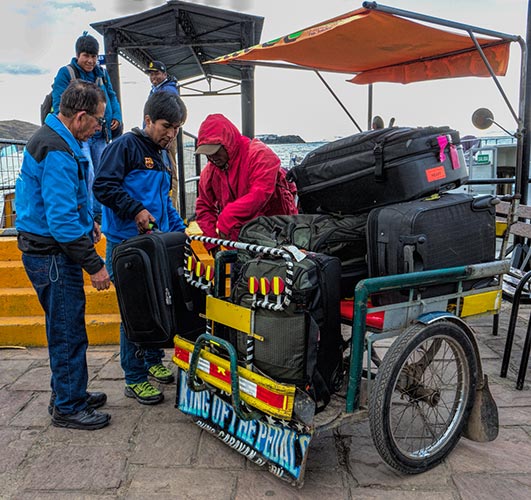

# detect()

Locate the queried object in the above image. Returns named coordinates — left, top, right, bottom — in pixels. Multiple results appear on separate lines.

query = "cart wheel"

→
left=368, top=320, right=477, bottom=474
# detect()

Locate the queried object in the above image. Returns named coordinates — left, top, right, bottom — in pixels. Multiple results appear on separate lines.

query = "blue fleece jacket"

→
left=15, top=114, right=103, bottom=273
left=93, top=128, right=185, bottom=243
left=51, top=58, right=122, bottom=142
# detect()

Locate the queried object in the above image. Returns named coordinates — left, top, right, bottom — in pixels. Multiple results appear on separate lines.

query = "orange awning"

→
left=209, top=8, right=511, bottom=85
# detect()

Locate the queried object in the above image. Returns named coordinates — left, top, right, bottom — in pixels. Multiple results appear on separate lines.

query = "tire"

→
left=368, top=320, right=477, bottom=474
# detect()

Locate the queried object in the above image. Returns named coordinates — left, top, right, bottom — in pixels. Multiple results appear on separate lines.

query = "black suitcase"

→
left=366, top=193, right=496, bottom=304
left=231, top=251, right=343, bottom=406
left=112, top=231, right=205, bottom=348
left=288, top=126, right=468, bottom=214
left=238, top=213, right=368, bottom=297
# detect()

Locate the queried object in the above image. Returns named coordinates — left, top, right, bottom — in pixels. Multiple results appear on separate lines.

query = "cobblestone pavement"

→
left=1, top=302, right=531, bottom=499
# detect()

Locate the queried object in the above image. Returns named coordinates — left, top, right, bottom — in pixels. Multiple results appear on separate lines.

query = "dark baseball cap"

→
left=146, top=60, right=167, bottom=73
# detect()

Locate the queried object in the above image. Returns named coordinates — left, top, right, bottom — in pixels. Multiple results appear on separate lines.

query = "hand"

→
left=134, top=209, right=156, bottom=234
left=93, top=221, right=102, bottom=244
left=110, top=119, right=120, bottom=131
left=90, top=265, right=111, bottom=291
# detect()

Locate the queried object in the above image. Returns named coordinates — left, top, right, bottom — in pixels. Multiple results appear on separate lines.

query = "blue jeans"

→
left=22, top=253, right=89, bottom=414
left=105, top=240, right=164, bottom=385
left=81, top=137, right=107, bottom=222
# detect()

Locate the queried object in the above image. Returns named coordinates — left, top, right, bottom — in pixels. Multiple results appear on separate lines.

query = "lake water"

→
left=268, top=142, right=327, bottom=169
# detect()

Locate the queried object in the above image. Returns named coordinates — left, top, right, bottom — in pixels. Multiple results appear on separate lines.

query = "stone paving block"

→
left=126, top=467, right=236, bottom=499
left=40, top=408, right=141, bottom=450
left=0, top=389, right=34, bottom=425
left=129, top=422, right=201, bottom=466
left=0, top=347, right=49, bottom=361
left=453, top=473, right=531, bottom=500
left=13, top=493, right=118, bottom=500
left=305, top=434, right=340, bottom=471
left=489, top=381, right=531, bottom=407
left=196, top=428, right=247, bottom=469
left=349, top=489, right=456, bottom=499
left=498, top=404, right=531, bottom=425
left=21, top=445, right=125, bottom=491
left=95, top=359, right=123, bottom=380
left=10, top=367, right=52, bottom=392
left=0, top=428, right=41, bottom=474
left=141, top=395, right=193, bottom=424
left=11, top=392, right=51, bottom=428
left=346, top=437, right=451, bottom=488
left=0, top=359, right=36, bottom=387
left=448, top=427, right=531, bottom=473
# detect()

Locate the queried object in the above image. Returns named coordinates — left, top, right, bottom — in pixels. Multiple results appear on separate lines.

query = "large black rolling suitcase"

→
left=238, top=213, right=368, bottom=298
left=112, top=231, right=205, bottom=348
left=231, top=250, right=343, bottom=407
left=288, top=126, right=468, bottom=215
left=366, top=193, right=497, bottom=304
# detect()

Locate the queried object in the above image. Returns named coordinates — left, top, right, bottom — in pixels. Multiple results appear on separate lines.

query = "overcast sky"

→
left=0, top=0, right=526, bottom=141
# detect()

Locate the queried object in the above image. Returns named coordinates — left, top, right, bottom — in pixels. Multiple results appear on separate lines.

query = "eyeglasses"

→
left=87, top=113, right=106, bottom=127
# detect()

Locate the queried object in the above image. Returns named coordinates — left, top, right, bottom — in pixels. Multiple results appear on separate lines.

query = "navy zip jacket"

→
left=15, top=114, right=104, bottom=274
left=93, top=128, right=185, bottom=243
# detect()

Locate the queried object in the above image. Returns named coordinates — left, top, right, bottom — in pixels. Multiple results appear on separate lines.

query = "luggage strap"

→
left=373, top=142, right=385, bottom=182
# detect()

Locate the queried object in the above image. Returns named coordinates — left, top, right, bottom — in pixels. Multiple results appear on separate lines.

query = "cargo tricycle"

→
left=173, top=234, right=509, bottom=487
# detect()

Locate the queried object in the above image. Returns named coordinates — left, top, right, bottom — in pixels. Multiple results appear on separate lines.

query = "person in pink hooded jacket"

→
left=195, top=114, right=298, bottom=244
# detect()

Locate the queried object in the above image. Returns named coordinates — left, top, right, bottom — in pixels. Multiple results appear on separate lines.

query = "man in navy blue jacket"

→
left=16, top=80, right=111, bottom=430
left=94, top=92, right=187, bottom=405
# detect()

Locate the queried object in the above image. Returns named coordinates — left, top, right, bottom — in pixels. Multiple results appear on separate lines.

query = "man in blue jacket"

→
left=145, top=60, right=180, bottom=207
left=93, top=92, right=187, bottom=405
left=16, top=80, right=112, bottom=430
left=51, top=33, right=123, bottom=224
left=146, top=60, right=179, bottom=96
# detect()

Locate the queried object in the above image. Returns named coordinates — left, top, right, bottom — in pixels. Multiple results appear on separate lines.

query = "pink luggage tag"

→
left=437, top=134, right=460, bottom=169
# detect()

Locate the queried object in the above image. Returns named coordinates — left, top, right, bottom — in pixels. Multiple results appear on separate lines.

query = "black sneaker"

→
left=48, top=391, right=107, bottom=416
left=51, top=406, right=111, bottom=430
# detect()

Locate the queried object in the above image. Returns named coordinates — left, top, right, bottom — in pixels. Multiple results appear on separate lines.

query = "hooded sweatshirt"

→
left=195, top=114, right=298, bottom=241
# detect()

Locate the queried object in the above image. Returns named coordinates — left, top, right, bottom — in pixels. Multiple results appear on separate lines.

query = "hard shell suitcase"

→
left=288, top=126, right=467, bottom=214
left=238, top=213, right=368, bottom=297
left=231, top=251, right=343, bottom=406
left=366, top=193, right=496, bottom=304
left=112, top=231, right=205, bottom=348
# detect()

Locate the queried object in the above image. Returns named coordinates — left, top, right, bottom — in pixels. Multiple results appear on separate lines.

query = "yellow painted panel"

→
left=460, top=290, right=501, bottom=317
left=205, top=296, right=253, bottom=334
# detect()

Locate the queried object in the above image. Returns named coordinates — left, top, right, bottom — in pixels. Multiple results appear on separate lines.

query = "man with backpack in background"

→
left=50, top=32, right=123, bottom=226
left=145, top=60, right=180, bottom=209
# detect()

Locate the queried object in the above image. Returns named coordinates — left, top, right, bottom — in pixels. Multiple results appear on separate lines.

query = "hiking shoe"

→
left=51, top=406, right=111, bottom=431
left=148, top=363, right=175, bottom=384
left=48, top=391, right=107, bottom=416
left=124, top=381, right=164, bottom=405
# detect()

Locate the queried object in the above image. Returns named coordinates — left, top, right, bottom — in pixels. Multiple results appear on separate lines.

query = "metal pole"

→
left=368, top=83, right=373, bottom=130
left=176, top=128, right=187, bottom=219
left=241, top=65, right=255, bottom=138
left=519, top=0, right=531, bottom=204
left=102, top=28, right=121, bottom=105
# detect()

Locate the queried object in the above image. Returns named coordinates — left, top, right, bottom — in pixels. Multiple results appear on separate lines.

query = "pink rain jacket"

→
left=195, top=114, right=298, bottom=242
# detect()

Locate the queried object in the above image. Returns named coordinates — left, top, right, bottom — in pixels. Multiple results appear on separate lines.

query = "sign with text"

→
left=176, top=369, right=312, bottom=486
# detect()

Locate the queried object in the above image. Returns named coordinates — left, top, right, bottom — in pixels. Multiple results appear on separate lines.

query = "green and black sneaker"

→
left=124, top=381, right=164, bottom=405
left=148, top=363, right=175, bottom=384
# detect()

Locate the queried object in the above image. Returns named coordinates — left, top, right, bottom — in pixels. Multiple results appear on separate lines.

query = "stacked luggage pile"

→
left=233, top=125, right=497, bottom=405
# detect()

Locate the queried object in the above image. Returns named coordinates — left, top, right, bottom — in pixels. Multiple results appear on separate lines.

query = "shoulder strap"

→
left=66, top=64, right=80, bottom=81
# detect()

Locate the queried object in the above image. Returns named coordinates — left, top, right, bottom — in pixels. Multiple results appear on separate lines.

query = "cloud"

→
left=0, top=63, right=48, bottom=75
left=47, top=1, right=96, bottom=12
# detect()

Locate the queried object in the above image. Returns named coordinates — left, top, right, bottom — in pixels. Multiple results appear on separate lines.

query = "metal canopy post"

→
left=103, top=28, right=121, bottom=105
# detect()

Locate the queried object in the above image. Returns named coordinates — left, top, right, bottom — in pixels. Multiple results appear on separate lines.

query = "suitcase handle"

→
left=185, top=235, right=296, bottom=311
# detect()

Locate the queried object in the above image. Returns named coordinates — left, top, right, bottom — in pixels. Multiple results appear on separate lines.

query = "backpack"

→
left=40, top=64, right=108, bottom=125
left=40, top=65, right=80, bottom=125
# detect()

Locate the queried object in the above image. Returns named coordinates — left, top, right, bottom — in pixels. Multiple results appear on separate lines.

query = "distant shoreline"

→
left=258, top=134, right=305, bottom=144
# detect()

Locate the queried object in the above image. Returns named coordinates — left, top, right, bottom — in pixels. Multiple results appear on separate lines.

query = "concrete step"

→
left=0, top=314, right=121, bottom=347
left=0, top=261, right=105, bottom=288
left=0, top=286, right=119, bottom=316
